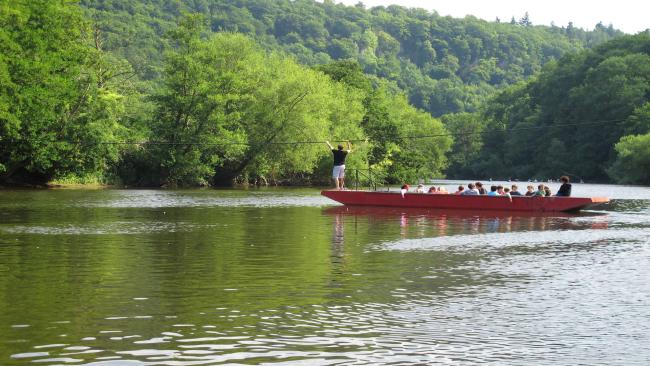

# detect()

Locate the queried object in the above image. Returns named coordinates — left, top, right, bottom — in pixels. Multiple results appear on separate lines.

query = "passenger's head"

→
left=337, top=144, right=344, bottom=150
left=538, top=184, right=544, bottom=190
left=527, top=185, right=534, bottom=191
left=475, top=182, right=483, bottom=188
left=511, top=184, right=518, bottom=191
left=497, top=185, right=504, bottom=192
left=468, top=183, right=475, bottom=189
left=490, top=185, right=498, bottom=192
left=504, top=187, right=510, bottom=193
left=560, top=175, right=570, bottom=183
left=457, top=185, right=464, bottom=191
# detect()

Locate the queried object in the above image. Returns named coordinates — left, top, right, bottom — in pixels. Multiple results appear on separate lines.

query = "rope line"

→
left=70, top=118, right=628, bottom=146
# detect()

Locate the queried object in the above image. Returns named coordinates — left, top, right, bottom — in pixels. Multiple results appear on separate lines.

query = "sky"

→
left=335, top=0, right=649, bottom=34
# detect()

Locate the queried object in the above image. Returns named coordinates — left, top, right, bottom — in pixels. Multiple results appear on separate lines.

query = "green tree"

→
left=79, top=0, right=623, bottom=119
left=441, top=113, right=484, bottom=178
left=317, top=60, right=451, bottom=183
left=470, top=33, right=650, bottom=182
left=608, top=133, right=650, bottom=184
left=218, top=53, right=367, bottom=185
left=385, top=94, right=452, bottom=182
left=622, top=102, right=650, bottom=135
left=147, top=15, right=249, bottom=186
left=519, top=12, right=532, bottom=27
left=147, top=17, right=367, bottom=186
left=0, top=0, right=126, bottom=185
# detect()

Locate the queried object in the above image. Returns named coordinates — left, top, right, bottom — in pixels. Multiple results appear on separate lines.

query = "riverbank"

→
left=2, top=175, right=332, bottom=189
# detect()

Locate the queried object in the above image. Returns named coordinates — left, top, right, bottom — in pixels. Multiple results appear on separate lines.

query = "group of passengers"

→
left=411, top=176, right=572, bottom=198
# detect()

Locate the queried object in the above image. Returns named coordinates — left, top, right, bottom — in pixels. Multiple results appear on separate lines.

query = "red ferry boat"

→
left=321, top=190, right=609, bottom=212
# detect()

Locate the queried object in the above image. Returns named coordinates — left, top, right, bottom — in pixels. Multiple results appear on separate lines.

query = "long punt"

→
left=321, top=190, right=609, bottom=212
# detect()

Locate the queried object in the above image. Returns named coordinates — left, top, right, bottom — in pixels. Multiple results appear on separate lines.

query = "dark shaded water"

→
left=0, top=183, right=649, bottom=365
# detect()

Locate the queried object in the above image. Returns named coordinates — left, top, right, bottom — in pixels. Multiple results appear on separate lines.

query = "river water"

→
left=0, top=182, right=649, bottom=365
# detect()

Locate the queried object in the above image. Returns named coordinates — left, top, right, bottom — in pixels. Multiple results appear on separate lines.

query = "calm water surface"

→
left=0, top=182, right=649, bottom=365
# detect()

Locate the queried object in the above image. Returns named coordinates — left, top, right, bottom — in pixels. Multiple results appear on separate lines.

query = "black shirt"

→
left=556, top=183, right=572, bottom=197
left=332, top=149, right=348, bottom=166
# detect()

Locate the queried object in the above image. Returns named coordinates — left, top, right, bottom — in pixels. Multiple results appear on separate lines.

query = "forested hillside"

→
left=445, top=33, right=650, bottom=184
left=1, top=1, right=451, bottom=187
left=79, top=0, right=622, bottom=117
left=2, top=0, right=646, bottom=187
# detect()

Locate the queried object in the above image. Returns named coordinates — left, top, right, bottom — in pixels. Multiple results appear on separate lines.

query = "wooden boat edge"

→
left=321, top=189, right=609, bottom=212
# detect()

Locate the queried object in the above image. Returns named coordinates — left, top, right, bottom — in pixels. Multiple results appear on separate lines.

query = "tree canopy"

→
left=79, top=0, right=623, bottom=117
left=2, top=0, right=646, bottom=187
left=452, top=33, right=650, bottom=183
left=0, top=0, right=131, bottom=185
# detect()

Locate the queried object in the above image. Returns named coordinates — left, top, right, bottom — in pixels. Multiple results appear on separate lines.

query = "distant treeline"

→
left=1, top=0, right=648, bottom=186
left=79, top=0, right=623, bottom=118
left=444, top=34, right=650, bottom=184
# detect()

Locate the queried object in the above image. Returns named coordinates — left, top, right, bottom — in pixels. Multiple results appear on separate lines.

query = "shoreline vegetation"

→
left=1, top=1, right=649, bottom=188
left=0, top=177, right=631, bottom=190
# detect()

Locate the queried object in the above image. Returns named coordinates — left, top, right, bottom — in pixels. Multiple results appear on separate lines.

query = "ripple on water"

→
left=378, top=227, right=650, bottom=252
left=70, top=190, right=332, bottom=208
left=1, top=189, right=649, bottom=365
left=83, top=362, right=144, bottom=366
left=10, top=352, right=49, bottom=359
left=0, top=221, right=227, bottom=235
left=30, top=291, right=649, bottom=365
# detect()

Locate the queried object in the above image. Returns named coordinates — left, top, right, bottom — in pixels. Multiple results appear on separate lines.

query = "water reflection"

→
left=323, top=205, right=609, bottom=239
left=330, top=211, right=346, bottom=268
left=1, top=189, right=649, bottom=365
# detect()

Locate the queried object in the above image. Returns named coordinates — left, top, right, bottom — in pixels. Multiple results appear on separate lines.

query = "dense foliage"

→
left=131, top=16, right=371, bottom=187
left=608, top=133, right=650, bottom=184
left=1, top=1, right=451, bottom=186
left=0, top=0, right=132, bottom=185
left=454, top=33, right=650, bottom=183
left=79, top=0, right=622, bottom=117
left=2, top=0, right=647, bottom=187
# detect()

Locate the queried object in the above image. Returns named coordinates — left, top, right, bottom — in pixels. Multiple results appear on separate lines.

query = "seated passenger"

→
left=428, top=186, right=437, bottom=194
left=533, top=184, right=545, bottom=196
left=510, top=184, right=522, bottom=196
left=475, top=182, right=486, bottom=195
left=415, top=184, right=425, bottom=193
left=496, top=185, right=505, bottom=195
left=503, top=187, right=513, bottom=201
left=454, top=185, right=465, bottom=195
left=556, top=175, right=572, bottom=197
left=438, top=186, right=449, bottom=194
left=525, top=185, right=535, bottom=196
left=461, top=183, right=479, bottom=195
left=400, top=184, right=409, bottom=198
left=544, top=185, right=552, bottom=197
left=487, top=185, right=499, bottom=196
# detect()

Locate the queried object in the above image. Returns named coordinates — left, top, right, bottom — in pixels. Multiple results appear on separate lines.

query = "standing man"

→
left=326, top=140, right=352, bottom=190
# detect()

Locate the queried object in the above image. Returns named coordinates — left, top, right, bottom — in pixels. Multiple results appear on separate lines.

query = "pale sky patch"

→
left=335, top=0, right=649, bottom=34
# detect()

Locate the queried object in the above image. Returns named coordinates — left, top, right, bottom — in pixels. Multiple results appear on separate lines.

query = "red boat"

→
left=321, top=190, right=609, bottom=212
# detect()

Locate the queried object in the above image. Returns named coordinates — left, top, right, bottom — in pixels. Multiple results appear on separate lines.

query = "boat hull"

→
left=321, top=190, right=609, bottom=212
